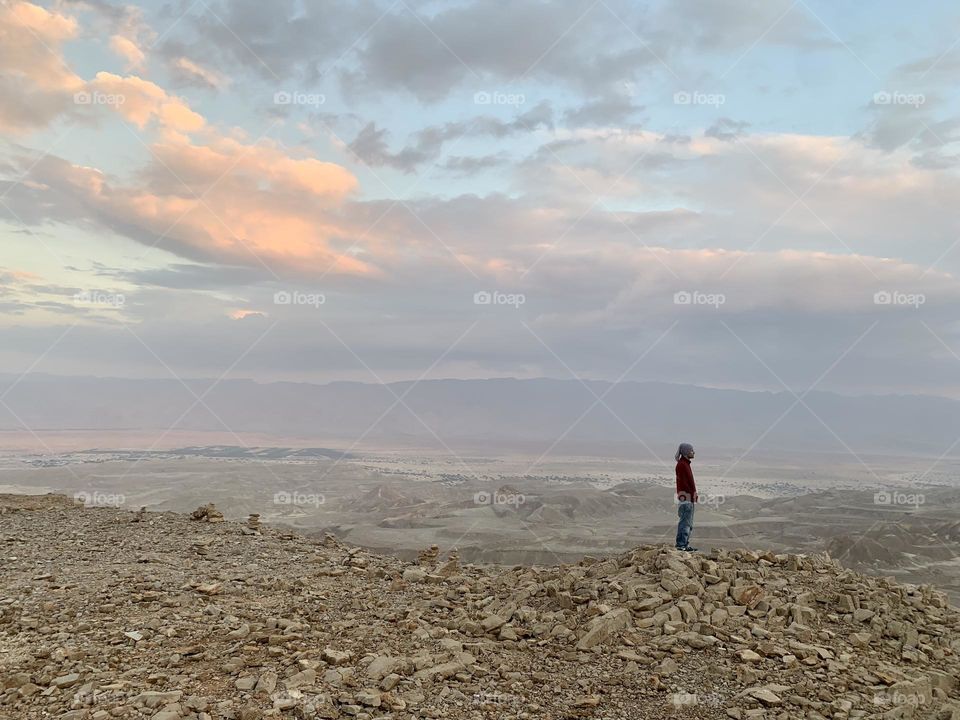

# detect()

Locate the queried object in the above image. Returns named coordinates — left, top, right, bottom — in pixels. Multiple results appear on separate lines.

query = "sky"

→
left=1, top=0, right=960, bottom=398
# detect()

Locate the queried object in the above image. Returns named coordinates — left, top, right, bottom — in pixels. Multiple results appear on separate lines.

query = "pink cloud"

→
left=170, top=57, right=228, bottom=90
left=19, top=133, right=370, bottom=276
left=87, top=72, right=205, bottom=133
left=0, top=1, right=83, bottom=132
left=0, top=3, right=204, bottom=136
left=109, top=35, right=146, bottom=71
left=0, top=2, right=373, bottom=274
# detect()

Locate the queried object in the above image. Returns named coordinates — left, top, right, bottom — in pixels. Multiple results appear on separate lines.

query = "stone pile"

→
left=189, top=503, right=225, bottom=523
left=417, top=545, right=440, bottom=565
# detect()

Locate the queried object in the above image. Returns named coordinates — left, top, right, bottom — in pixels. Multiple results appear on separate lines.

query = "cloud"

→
left=3, top=242, right=958, bottom=398
left=7, top=106, right=960, bottom=287
left=100, top=4, right=153, bottom=70
left=503, top=126, right=960, bottom=274
left=168, top=57, right=229, bottom=91
left=0, top=266, right=127, bottom=320
left=0, top=2, right=372, bottom=278
left=229, top=309, right=267, bottom=320
left=862, top=96, right=938, bottom=153
left=564, top=94, right=643, bottom=127
left=110, top=34, right=146, bottom=70
left=115, top=263, right=267, bottom=291
left=0, top=1, right=84, bottom=132
left=158, top=0, right=837, bottom=104
left=342, top=0, right=655, bottom=101
left=2, top=134, right=368, bottom=276
left=441, top=154, right=508, bottom=176
left=705, top=118, right=751, bottom=141
left=3, top=0, right=960, bottom=399
left=345, top=102, right=553, bottom=173
left=857, top=79, right=960, bottom=170
left=85, top=72, right=205, bottom=132
left=539, top=248, right=957, bottom=327
left=187, top=0, right=636, bottom=102
left=157, top=0, right=385, bottom=82
left=346, top=123, right=434, bottom=174
left=896, top=49, right=960, bottom=83
left=0, top=2, right=203, bottom=135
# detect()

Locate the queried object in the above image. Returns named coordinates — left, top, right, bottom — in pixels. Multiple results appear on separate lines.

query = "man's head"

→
left=676, top=443, right=695, bottom=461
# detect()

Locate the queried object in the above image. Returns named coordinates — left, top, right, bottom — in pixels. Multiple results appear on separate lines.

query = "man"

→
left=675, top=443, right=698, bottom=552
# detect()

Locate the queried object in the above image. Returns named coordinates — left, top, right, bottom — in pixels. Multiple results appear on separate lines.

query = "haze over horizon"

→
left=6, top=370, right=960, bottom=401
left=3, top=374, right=959, bottom=460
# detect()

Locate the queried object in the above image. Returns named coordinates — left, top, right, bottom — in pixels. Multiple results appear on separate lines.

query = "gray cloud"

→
left=346, top=123, right=434, bottom=173
left=441, top=154, right=508, bottom=176
left=116, top=263, right=268, bottom=291
left=157, top=0, right=385, bottom=83
left=153, top=0, right=832, bottom=104
left=342, top=0, right=640, bottom=101
left=165, top=55, right=227, bottom=91
left=3, top=245, right=959, bottom=399
left=564, top=94, right=643, bottom=127
left=0, top=79, right=75, bottom=132
left=347, top=102, right=553, bottom=172
left=0, top=301, right=26, bottom=314
left=705, top=118, right=751, bottom=141
left=896, top=49, right=960, bottom=82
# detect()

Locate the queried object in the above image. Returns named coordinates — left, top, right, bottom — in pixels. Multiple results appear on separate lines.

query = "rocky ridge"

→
left=1, top=494, right=958, bottom=720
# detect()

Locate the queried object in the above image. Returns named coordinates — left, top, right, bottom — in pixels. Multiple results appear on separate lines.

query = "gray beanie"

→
left=675, top=443, right=694, bottom=461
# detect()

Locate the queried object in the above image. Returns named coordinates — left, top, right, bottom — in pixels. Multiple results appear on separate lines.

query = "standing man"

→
left=675, top=443, right=698, bottom=552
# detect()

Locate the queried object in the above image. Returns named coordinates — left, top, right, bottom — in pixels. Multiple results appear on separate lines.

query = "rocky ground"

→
left=9, top=454, right=960, bottom=602
left=1, top=494, right=958, bottom=720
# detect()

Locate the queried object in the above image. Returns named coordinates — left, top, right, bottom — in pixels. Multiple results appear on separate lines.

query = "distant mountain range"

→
left=1, top=374, right=958, bottom=457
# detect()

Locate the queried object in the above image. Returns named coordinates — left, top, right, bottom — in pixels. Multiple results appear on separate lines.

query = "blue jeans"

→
left=676, top=501, right=695, bottom=549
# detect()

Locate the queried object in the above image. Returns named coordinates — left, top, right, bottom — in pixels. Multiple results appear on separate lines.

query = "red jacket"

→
left=676, top=457, right=698, bottom=503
